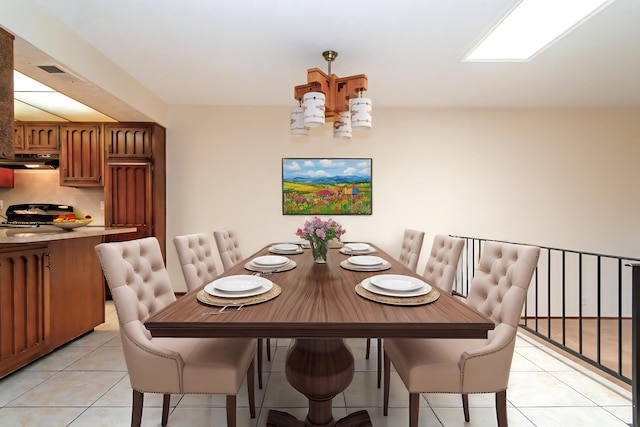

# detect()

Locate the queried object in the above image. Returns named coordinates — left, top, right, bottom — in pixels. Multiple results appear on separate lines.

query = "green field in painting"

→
left=283, top=181, right=372, bottom=215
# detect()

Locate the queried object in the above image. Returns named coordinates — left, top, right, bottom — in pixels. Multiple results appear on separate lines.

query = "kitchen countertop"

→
left=0, top=225, right=137, bottom=244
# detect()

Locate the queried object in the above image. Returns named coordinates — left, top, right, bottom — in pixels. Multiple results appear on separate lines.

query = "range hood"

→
left=0, top=153, right=59, bottom=169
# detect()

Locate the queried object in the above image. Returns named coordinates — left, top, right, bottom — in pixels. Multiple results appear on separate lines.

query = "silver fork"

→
left=202, top=305, right=229, bottom=315
left=202, top=304, right=246, bottom=315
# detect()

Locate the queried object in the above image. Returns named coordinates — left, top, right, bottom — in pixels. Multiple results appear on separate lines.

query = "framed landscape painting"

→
left=282, top=158, right=372, bottom=215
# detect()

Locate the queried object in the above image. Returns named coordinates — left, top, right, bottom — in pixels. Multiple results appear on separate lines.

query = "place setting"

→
left=355, top=274, right=440, bottom=306
left=244, top=254, right=297, bottom=274
left=268, top=243, right=304, bottom=255
left=340, top=255, right=391, bottom=272
left=196, top=274, right=282, bottom=307
left=339, top=242, right=377, bottom=255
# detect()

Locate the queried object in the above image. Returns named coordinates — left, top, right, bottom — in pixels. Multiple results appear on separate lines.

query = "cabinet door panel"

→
left=59, top=125, right=103, bottom=186
left=105, top=124, right=153, bottom=159
left=0, top=246, right=50, bottom=378
left=48, top=237, right=104, bottom=348
left=20, top=125, right=59, bottom=153
left=13, top=124, right=24, bottom=150
left=105, top=163, right=152, bottom=236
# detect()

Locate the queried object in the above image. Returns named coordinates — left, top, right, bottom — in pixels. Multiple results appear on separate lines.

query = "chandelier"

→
left=290, top=50, right=372, bottom=139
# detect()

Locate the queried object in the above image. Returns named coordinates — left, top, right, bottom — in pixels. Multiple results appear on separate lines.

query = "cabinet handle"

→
left=45, top=253, right=51, bottom=268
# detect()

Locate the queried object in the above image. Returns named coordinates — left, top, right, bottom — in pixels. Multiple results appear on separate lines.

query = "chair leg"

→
left=226, top=395, right=236, bottom=427
left=257, top=338, right=263, bottom=389
left=377, top=338, right=382, bottom=388
left=496, top=390, right=507, bottom=427
left=161, top=394, right=170, bottom=426
left=247, top=358, right=256, bottom=419
left=462, top=394, right=470, bottom=422
left=266, top=338, right=272, bottom=361
left=409, top=392, right=420, bottom=427
left=132, top=390, right=143, bottom=427
left=365, top=338, right=371, bottom=359
left=383, top=350, right=391, bottom=416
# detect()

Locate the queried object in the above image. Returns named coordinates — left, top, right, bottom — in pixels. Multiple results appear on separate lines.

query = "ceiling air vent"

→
left=38, top=65, right=66, bottom=74
left=36, top=64, right=85, bottom=82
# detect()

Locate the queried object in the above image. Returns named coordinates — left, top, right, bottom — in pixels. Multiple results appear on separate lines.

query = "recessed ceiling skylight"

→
left=464, top=0, right=615, bottom=61
left=13, top=71, right=116, bottom=122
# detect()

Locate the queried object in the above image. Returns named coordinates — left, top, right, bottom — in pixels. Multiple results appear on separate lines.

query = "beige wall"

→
left=165, top=105, right=640, bottom=296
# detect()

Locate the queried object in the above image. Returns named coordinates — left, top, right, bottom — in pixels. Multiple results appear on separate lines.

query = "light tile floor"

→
left=0, top=301, right=633, bottom=426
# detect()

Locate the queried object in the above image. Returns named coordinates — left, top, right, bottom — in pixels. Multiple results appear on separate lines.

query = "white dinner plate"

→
left=369, top=274, right=425, bottom=292
left=344, top=243, right=371, bottom=252
left=252, top=255, right=290, bottom=267
left=205, top=276, right=273, bottom=298
left=211, top=275, right=268, bottom=292
left=272, top=243, right=299, bottom=251
left=361, top=277, right=432, bottom=298
left=348, top=255, right=384, bottom=266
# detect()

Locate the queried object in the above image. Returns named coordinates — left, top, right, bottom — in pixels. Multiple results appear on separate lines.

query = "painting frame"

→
left=282, top=158, right=372, bottom=215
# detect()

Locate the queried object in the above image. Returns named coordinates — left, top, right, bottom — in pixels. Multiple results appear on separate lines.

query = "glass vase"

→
left=311, top=239, right=329, bottom=264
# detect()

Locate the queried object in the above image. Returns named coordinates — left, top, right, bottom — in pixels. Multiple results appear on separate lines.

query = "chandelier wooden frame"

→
left=293, top=51, right=368, bottom=123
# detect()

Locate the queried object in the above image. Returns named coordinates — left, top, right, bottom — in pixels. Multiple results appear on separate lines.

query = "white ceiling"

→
left=13, top=0, right=640, bottom=121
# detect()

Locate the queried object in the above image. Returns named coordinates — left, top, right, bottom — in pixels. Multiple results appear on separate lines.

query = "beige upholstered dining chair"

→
left=383, top=241, right=540, bottom=427
left=173, top=232, right=268, bottom=389
left=173, top=233, right=218, bottom=290
left=366, top=229, right=425, bottom=365
left=397, top=228, right=425, bottom=272
left=214, top=229, right=245, bottom=271
left=213, top=229, right=273, bottom=363
left=367, top=234, right=466, bottom=388
left=95, top=237, right=256, bottom=427
left=422, top=234, right=466, bottom=294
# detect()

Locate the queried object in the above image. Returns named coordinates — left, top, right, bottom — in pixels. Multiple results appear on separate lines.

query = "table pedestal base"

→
left=267, top=409, right=372, bottom=427
left=265, top=338, right=372, bottom=427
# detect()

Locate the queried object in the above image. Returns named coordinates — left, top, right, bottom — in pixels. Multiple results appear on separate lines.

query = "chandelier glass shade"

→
left=302, top=92, right=326, bottom=127
left=333, top=111, right=352, bottom=139
left=289, top=106, right=308, bottom=136
left=291, top=51, right=371, bottom=139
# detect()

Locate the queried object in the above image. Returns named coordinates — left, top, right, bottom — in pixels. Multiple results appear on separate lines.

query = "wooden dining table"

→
left=145, top=243, right=494, bottom=427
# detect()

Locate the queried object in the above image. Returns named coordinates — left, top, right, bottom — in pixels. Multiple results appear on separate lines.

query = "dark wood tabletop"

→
left=145, top=243, right=494, bottom=340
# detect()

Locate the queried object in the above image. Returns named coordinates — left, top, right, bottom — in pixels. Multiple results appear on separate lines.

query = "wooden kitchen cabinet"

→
left=48, top=236, right=104, bottom=348
left=13, top=123, right=24, bottom=150
left=18, top=124, right=60, bottom=154
left=59, top=123, right=103, bottom=187
left=0, top=244, right=50, bottom=378
left=104, top=123, right=166, bottom=258
left=104, top=123, right=153, bottom=159
left=104, top=162, right=152, bottom=241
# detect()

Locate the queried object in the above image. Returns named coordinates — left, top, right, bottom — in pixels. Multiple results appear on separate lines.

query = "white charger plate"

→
left=344, top=243, right=371, bottom=252
left=205, top=276, right=273, bottom=298
left=361, top=277, right=432, bottom=298
left=272, top=243, right=299, bottom=251
left=252, top=255, right=290, bottom=267
left=348, top=255, right=384, bottom=266
left=369, top=274, right=425, bottom=292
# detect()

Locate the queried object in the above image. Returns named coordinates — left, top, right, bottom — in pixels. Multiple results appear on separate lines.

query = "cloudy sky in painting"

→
left=282, top=158, right=371, bottom=180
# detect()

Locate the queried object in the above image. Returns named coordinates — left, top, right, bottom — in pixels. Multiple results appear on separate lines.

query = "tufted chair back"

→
left=397, top=229, right=425, bottom=272
left=174, top=233, right=218, bottom=292
left=95, top=237, right=183, bottom=393
left=422, top=235, right=465, bottom=293
left=459, top=240, right=540, bottom=392
left=214, top=230, right=244, bottom=271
